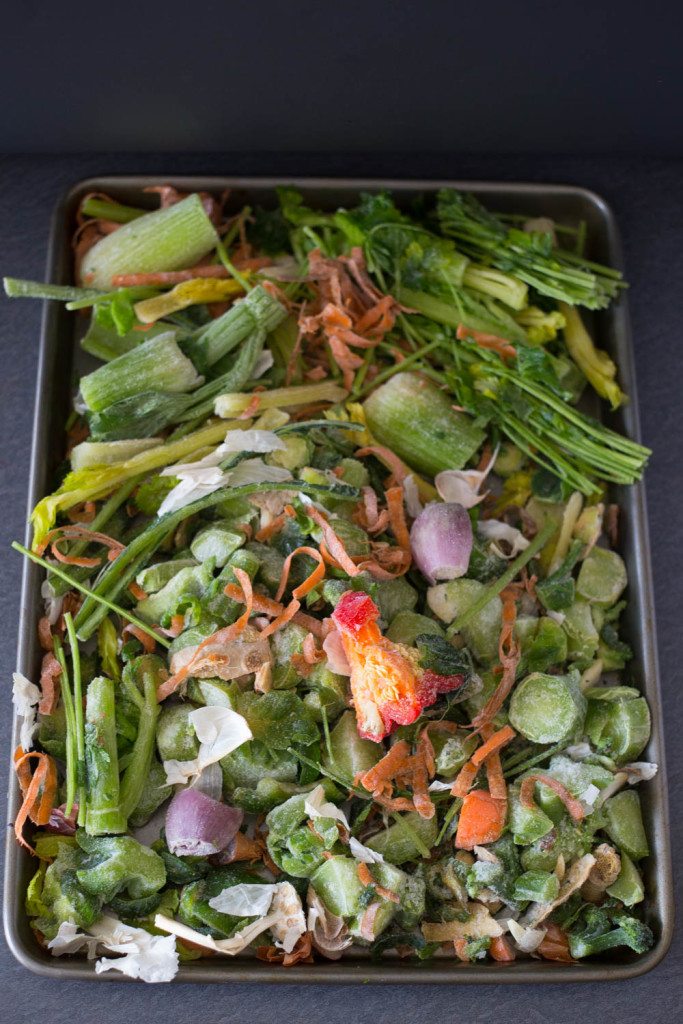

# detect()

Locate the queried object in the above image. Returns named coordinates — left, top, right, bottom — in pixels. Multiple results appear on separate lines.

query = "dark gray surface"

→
left=0, top=154, right=680, bottom=1022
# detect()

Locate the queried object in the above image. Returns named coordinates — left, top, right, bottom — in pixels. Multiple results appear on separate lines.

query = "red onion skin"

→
left=409, top=502, right=473, bottom=585
left=165, top=788, right=243, bottom=857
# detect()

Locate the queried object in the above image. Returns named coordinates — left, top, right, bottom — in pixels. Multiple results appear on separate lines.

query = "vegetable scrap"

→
left=5, top=183, right=655, bottom=980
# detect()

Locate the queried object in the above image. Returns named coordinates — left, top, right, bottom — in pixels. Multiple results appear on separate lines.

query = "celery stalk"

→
left=463, top=264, right=528, bottom=311
left=215, top=381, right=347, bottom=418
left=80, top=197, right=144, bottom=223
left=70, top=438, right=163, bottom=471
left=80, top=331, right=202, bottom=412
left=80, top=194, right=219, bottom=289
left=363, top=371, right=486, bottom=476
left=81, top=317, right=168, bottom=361
left=84, top=676, right=126, bottom=835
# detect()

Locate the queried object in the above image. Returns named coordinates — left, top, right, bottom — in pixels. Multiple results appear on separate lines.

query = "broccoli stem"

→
left=80, top=197, right=145, bottom=224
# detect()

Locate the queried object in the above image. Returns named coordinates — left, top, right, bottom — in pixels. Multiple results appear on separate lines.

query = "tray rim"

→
left=3, top=174, right=674, bottom=985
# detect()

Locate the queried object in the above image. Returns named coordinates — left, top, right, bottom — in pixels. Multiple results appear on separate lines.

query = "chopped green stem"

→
left=355, top=338, right=443, bottom=399
left=503, top=740, right=567, bottom=779
left=390, top=812, right=432, bottom=859
left=215, top=236, right=252, bottom=292
left=3, top=278, right=103, bottom=302
left=12, top=542, right=171, bottom=648
left=52, top=636, right=77, bottom=816
left=64, top=613, right=87, bottom=827
left=436, top=797, right=462, bottom=846
left=446, top=519, right=558, bottom=637
left=80, top=197, right=145, bottom=223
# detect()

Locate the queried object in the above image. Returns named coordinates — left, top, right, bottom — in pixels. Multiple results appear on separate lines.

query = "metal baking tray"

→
left=4, top=176, right=674, bottom=983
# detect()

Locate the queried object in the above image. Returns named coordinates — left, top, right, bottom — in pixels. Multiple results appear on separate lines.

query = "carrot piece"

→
left=157, top=566, right=253, bottom=700
left=255, top=512, right=287, bottom=543
left=358, top=740, right=411, bottom=794
left=536, top=923, right=574, bottom=963
left=454, top=789, right=507, bottom=850
left=519, top=773, right=585, bottom=822
left=259, top=599, right=301, bottom=639
left=357, top=862, right=373, bottom=887
left=128, top=581, right=148, bottom=602
left=122, top=622, right=157, bottom=654
left=470, top=587, right=521, bottom=730
left=292, top=610, right=327, bottom=638
left=456, top=323, right=517, bottom=362
left=13, top=749, right=58, bottom=854
left=302, top=633, right=325, bottom=664
left=450, top=758, right=480, bottom=798
left=490, top=935, right=516, bottom=962
left=385, top=485, right=411, bottom=553
left=307, top=506, right=362, bottom=578
left=275, top=545, right=325, bottom=602
left=38, top=652, right=62, bottom=715
left=471, top=724, right=516, bottom=767
left=355, top=445, right=409, bottom=485
left=225, top=583, right=284, bottom=618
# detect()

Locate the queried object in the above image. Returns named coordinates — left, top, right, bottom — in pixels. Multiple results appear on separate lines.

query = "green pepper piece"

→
left=322, top=710, right=382, bottom=780
left=232, top=776, right=343, bottom=814
left=513, top=870, right=560, bottom=903
left=374, top=576, right=418, bottom=623
left=220, top=740, right=298, bottom=792
left=156, top=702, right=201, bottom=762
left=606, top=851, right=645, bottom=906
left=509, top=783, right=555, bottom=845
left=365, top=812, right=438, bottom=865
left=76, top=832, right=166, bottom=901
left=432, top=731, right=479, bottom=776
left=311, top=856, right=364, bottom=918
left=509, top=670, right=586, bottom=744
left=428, top=578, right=502, bottom=663
left=266, top=793, right=341, bottom=877
left=386, top=611, right=445, bottom=645
left=603, top=790, right=649, bottom=861
left=585, top=691, right=651, bottom=764
left=190, top=522, right=245, bottom=566
left=520, top=818, right=592, bottom=872
left=178, top=866, right=262, bottom=938
left=576, top=547, right=627, bottom=607
left=524, top=616, right=568, bottom=673
left=562, top=600, right=600, bottom=662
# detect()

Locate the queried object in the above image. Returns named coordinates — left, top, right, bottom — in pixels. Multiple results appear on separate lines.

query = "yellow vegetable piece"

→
left=559, top=302, right=626, bottom=410
left=134, top=277, right=246, bottom=324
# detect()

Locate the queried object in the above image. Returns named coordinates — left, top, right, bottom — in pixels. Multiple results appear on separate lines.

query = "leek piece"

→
left=87, top=392, right=195, bottom=442
left=363, top=371, right=486, bottom=476
left=80, top=331, right=202, bottom=412
left=215, top=381, right=347, bottom=418
left=64, top=613, right=87, bottom=827
left=70, top=438, right=163, bottom=471
left=84, top=675, right=126, bottom=835
left=174, top=329, right=265, bottom=423
left=81, top=317, right=168, bottom=361
left=80, top=194, right=219, bottom=289
left=182, top=285, right=287, bottom=374
left=134, top=277, right=245, bottom=324
left=30, top=419, right=239, bottom=546
left=3, top=277, right=103, bottom=302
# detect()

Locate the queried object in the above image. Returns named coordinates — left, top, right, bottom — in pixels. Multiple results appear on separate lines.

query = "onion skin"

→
left=409, top=502, right=473, bottom=585
left=165, top=788, right=243, bottom=857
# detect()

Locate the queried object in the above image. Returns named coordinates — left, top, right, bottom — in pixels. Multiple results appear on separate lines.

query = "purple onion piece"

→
left=409, top=502, right=473, bottom=585
left=165, top=788, right=243, bottom=857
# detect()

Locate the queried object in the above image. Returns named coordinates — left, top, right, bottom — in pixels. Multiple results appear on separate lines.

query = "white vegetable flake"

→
left=163, top=705, right=252, bottom=785
left=304, top=784, right=350, bottom=828
left=434, top=445, right=498, bottom=509
left=624, top=761, right=658, bottom=784
left=477, top=519, right=530, bottom=559
left=12, top=672, right=41, bottom=751
left=403, top=474, right=423, bottom=518
left=48, top=916, right=179, bottom=983
left=428, top=779, right=453, bottom=793
left=348, top=837, right=385, bottom=864
left=209, top=883, right=278, bottom=918
left=506, top=918, right=547, bottom=953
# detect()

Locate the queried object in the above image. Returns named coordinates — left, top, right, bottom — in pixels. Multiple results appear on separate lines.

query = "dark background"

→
left=0, top=2, right=682, bottom=1022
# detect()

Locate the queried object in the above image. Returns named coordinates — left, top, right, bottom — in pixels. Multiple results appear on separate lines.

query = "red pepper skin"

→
left=332, top=592, right=457, bottom=741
